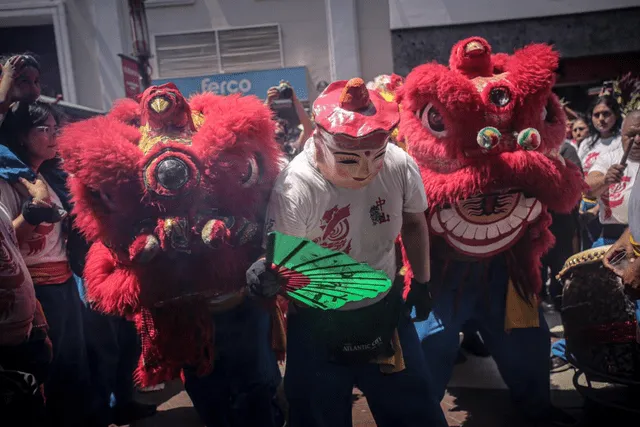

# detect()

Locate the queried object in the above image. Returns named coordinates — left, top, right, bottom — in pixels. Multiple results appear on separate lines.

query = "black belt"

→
left=601, top=224, right=627, bottom=240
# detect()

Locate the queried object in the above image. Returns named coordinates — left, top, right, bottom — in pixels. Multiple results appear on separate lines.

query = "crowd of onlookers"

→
left=0, top=53, right=157, bottom=427
left=544, top=92, right=640, bottom=371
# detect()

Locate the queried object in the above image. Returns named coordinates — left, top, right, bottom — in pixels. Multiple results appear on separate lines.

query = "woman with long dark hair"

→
left=0, top=101, right=94, bottom=427
left=578, top=95, right=623, bottom=173
left=576, top=95, right=624, bottom=249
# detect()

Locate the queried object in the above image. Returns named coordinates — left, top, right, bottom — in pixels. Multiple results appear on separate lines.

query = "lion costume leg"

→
left=183, top=299, right=283, bottom=427
left=415, top=256, right=552, bottom=419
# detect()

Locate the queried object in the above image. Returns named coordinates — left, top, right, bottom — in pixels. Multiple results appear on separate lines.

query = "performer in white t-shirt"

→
left=247, top=78, right=446, bottom=427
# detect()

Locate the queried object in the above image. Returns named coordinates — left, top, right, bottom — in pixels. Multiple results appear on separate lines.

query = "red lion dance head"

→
left=398, top=37, right=584, bottom=297
left=58, top=83, right=282, bottom=384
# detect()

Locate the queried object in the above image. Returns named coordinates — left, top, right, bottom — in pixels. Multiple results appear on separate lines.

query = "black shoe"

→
left=461, top=332, right=490, bottom=357
left=112, top=401, right=157, bottom=426
left=548, top=406, right=578, bottom=426
left=550, top=356, right=569, bottom=372
left=541, top=301, right=557, bottom=313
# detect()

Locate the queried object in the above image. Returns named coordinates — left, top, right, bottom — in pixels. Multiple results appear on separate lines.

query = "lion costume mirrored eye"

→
left=417, top=103, right=448, bottom=138
left=241, top=155, right=260, bottom=188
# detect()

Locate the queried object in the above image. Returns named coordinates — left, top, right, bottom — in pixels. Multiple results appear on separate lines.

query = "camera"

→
left=277, top=82, right=293, bottom=99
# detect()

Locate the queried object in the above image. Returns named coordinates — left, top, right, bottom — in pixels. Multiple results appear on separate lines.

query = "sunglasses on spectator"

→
left=35, top=126, right=60, bottom=137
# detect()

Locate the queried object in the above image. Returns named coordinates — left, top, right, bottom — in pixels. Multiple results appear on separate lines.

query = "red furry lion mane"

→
left=398, top=37, right=584, bottom=298
left=58, top=87, right=283, bottom=385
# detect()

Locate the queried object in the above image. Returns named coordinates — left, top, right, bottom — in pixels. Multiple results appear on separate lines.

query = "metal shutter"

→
left=155, top=31, right=218, bottom=78
left=217, top=25, right=282, bottom=73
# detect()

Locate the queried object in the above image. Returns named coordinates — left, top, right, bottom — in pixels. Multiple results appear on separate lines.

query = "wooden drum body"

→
left=558, top=246, right=639, bottom=380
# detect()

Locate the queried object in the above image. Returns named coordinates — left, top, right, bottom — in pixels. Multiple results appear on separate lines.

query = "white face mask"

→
left=314, top=131, right=388, bottom=189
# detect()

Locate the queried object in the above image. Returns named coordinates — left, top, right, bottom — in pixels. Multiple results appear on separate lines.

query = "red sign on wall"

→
left=120, top=54, right=142, bottom=99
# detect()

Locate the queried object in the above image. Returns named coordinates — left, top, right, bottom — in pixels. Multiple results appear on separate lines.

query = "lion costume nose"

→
left=156, top=157, right=190, bottom=190
left=150, top=96, right=171, bottom=114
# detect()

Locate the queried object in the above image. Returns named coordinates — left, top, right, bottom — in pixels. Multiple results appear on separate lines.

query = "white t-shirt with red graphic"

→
left=0, top=175, right=68, bottom=266
left=264, top=142, right=428, bottom=310
left=0, top=202, right=36, bottom=345
left=578, top=135, right=622, bottom=178
left=589, top=145, right=639, bottom=225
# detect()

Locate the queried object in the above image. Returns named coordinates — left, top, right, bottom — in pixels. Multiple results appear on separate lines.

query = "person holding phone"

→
left=0, top=54, right=41, bottom=127
left=265, top=80, right=313, bottom=159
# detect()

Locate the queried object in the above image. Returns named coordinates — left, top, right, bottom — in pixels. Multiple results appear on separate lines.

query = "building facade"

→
left=390, top=0, right=640, bottom=111
left=1, top=0, right=638, bottom=113
left=0, top=0, right=394, bottom=111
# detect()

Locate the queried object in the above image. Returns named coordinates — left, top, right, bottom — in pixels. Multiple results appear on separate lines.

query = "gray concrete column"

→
left=324, top=0, right=362, bottom=81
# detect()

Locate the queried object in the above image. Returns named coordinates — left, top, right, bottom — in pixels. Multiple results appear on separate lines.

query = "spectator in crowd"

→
left=583, top=113, right=638, bottom=247
left=0, top=101, right=95, bottom=427
left=577, top=95, right=624, bottom=249
left=602, top=111, right=640, bottom=336
left=0, top=54, right=41, bottom=127
left=0, top=198, right=52, bottom=427
left=541, top=141, right=582, bottom=312
left=551, top=106, right=638, bottom=371
left=265, top=81, right=313, bottom=160
left=570, top=116, right=590, bottom=151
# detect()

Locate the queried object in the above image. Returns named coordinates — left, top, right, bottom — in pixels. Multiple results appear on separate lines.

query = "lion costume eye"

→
left=241, top=155, right=260, bottom=188
left=417, top=103, right=448, bottom=137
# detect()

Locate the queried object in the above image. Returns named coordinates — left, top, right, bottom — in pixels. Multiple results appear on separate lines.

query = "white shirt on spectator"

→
left=0, top=175, right=67, bottom=266
left=578, top=135, right=622, bottom=177
left=589, top=145, right=639, bottom=225
left=264, top=142, right=427, bottom=310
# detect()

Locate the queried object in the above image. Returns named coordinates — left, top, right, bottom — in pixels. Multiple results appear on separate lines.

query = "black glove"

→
left=21, top=199, right=65, bottom=226
left=405, top=278, right=433, bottom=321
left=246, top=258, right=281, bottom=298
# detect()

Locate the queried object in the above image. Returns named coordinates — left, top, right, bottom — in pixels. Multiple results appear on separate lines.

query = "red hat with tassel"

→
left=313, top=78, right=399, bottom=145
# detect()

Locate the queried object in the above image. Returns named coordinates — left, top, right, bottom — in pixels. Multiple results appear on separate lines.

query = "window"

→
left=155, top=31, right=218, bottom=79
left=154, top=24, right=283, bottom=78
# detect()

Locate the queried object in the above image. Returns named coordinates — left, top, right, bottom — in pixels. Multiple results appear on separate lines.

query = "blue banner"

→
left=152, top=66, right=309, bottom=101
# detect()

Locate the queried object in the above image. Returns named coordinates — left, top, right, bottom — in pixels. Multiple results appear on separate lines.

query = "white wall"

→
left=390, top=0, right=640, bottom=29
left=146, top=0, right=331, bottom=98
left=64, top=0, right=129, bottom=110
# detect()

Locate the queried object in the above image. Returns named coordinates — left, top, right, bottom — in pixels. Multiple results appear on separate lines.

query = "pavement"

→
left=127, top=310, right=637, bottom=426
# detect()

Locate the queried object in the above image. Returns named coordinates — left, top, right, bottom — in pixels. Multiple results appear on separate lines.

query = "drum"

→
left=558, top=245, right=639, bottom=380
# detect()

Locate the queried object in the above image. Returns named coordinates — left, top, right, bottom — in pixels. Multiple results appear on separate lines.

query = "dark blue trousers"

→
left=183, top=299, right=283, bottom=427
left=35, top=276, right=93, bottom=427
left=413, top=256, right=552, bottom=419
left=83, top=307, right=139, bottom=425
left=284, top=306, right=447, bottom=427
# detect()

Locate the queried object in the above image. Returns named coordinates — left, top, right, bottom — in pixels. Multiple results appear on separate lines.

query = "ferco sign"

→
left=152, top=66, right=309, bottom=101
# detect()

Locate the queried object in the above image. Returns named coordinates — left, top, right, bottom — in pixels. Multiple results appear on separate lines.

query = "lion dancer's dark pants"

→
left=413, top=255, right=552, bottom=419
left=284, top=301, right=448, bottom=427
left=183, top=299, right=283, bottom=427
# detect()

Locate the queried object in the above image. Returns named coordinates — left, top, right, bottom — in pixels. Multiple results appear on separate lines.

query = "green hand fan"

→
left=265, top=231, right=392, bottom=310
